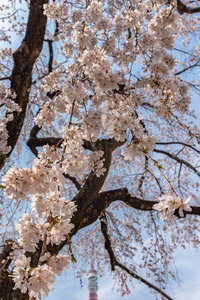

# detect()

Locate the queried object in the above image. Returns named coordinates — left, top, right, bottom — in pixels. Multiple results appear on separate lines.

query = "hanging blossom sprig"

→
left=3, top=145, right=77, bottom=299
left=142, top=151, right=192, bottom=220
left=152, top=195, right=192, bottom=220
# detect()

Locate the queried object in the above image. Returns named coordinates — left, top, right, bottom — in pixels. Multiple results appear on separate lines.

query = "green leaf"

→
left=142, top=149, right=148, bottom=153
left=153, top=159, right=158, bottom=164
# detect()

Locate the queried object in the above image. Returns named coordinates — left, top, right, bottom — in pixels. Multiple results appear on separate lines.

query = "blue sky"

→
left=44, top=245, right=200, bottom=300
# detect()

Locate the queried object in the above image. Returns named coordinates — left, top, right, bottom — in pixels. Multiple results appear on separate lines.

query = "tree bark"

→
left=0, top=0, right=48, bottom=170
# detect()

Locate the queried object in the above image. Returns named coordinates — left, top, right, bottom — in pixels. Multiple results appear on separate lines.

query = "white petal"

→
left=178, top=207, right=184, bottom=217
left=183, top=197, right=191, bottom=204
left=153, top=203, right=163, bottom=211
left=183, top=205, right=192, bottom=212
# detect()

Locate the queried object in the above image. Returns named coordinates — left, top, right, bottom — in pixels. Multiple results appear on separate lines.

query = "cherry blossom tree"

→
left=0, top=0, right=200, bottom=299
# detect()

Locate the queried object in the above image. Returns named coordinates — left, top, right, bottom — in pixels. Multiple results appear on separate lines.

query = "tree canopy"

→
left=0, top=0, right=200, bottom=299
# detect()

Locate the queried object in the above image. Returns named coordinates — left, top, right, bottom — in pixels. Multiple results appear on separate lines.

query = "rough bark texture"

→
left=0, top=240, right=29, bottom=300
left=0, top=0, right=48, bottom=170
left=177, top=0, right=200, bottom=14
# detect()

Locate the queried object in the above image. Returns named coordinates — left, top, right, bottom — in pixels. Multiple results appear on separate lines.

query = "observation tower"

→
left=88, top=258, right=98, bottom=300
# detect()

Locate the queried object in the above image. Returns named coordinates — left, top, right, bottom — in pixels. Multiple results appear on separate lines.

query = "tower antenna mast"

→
left=88, top=257, right=98, bottom=300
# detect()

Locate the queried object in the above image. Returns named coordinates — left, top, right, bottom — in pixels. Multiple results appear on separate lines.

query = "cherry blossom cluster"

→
left=61, top=126, right=107, bottom=177
left=2, top=137, right=107, bottom=296
left=153, top=195, right=192, bottom=220
left=12, top=253, right=70, bottom=298
left=12, top=204, right=75, bottom=297
left=123, top=135, right=157, bottom=161
left=2, top=159, right=64, bottom=201
left=2, top=146, right=76, bottom=297
left=0, top=92, right=21, bottom=155
left=38, top=0, right=190, bottom=167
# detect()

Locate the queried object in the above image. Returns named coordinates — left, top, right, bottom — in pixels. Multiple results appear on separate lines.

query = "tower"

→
left=88, top=258, right=98, bottom=300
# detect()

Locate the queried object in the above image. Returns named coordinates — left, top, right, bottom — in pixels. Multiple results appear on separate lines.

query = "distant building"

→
left=88, top=258, right=98, bottom=300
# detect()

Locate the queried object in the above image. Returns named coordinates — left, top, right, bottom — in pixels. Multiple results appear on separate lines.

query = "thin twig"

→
left=0, top=76, right=10, bottom=81
left=175, top=60, right=200, bottom=76
left=168, top=110, right=200, bottom=144
left=115, top=262, right=173, bottom=300
left=153, top=148, right=200, bottom=177
left=99, top=212, right=174, bottom=300
left=156, top=142, right=200, bottom=154
left=143, top=152, right=179, bottom=198
left=63, top=173, right=81, bottom=190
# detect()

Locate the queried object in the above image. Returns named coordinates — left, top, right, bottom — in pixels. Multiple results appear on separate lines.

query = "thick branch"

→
left=70, top=139, right=124, bottom=230
left=0, top=240, right=14, bottom=272
left=0, top=0, right=48, bottom=170
left=63, top=173, right=81, bottom=190
left=71, top=188, right=200, bottom=232
left=27, top=185, right=200, bottom=260
left=177, top=0, right=200, bottom=14
left=0, top=241, right=28, bottom=300
left=100, top=213, right=116, bottom=271
left=27, top=136, right=62, bottom=148
left=47, top=39, right=53, bottom=73
left=68, top=189, right=156, bottom=234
